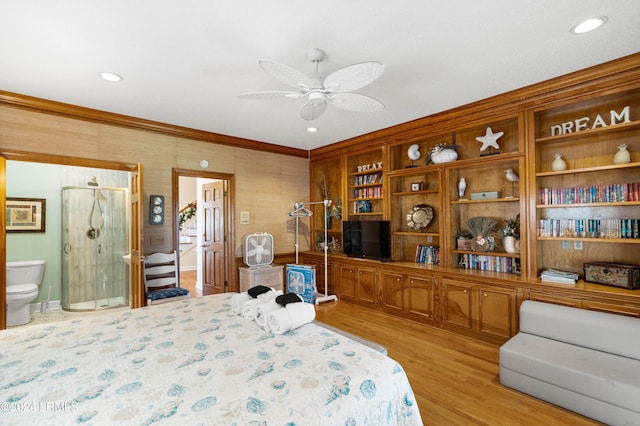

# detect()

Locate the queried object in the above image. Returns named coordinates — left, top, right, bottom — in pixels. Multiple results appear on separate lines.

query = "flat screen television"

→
left=342, top=220, right=391, bottom=261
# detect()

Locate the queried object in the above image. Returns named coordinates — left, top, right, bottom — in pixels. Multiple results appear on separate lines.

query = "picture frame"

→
left=6, top=197, right=46, bottom=233
left=411, top=182, right=424, bottom=192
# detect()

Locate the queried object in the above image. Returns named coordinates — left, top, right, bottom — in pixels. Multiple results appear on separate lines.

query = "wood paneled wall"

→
left=0, top=104, right=310, bottom=257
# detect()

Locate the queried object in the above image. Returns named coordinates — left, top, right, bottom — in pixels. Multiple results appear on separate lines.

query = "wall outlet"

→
left=427, top=236, right=433, bottom=243
left=574, top=240, right=583, bottom=250
left=561, top=240, right=570, bottom=250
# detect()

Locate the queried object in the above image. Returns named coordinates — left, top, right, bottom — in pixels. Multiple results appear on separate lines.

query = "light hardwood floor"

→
left=314, top=300, right=601, bottom=426
left=179, top=270, right=201, bottom=297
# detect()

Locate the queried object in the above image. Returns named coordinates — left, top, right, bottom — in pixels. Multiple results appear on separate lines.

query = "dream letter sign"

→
left=550, top=106, right=631, bottom=136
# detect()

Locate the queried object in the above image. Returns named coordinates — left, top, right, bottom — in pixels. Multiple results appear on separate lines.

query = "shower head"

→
left=88, top=176, right=99, bottom=187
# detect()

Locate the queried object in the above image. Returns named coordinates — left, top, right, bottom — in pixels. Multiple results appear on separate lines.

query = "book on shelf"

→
left=540, top=268, right=579, bottom=284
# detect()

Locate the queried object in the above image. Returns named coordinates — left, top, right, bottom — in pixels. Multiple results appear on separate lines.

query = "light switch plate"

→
left=240, top=211, right=250, bottom=224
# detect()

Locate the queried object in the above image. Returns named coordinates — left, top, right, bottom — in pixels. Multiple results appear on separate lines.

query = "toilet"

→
left=6, top=260, right=46, bottom=327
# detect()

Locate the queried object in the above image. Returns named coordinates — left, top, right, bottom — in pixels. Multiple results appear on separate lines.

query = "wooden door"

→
left=338, top=264, right=356, bottom=301
left=0, top=156, right=6, bottom=329
left=202, top=181, right=226, bottom=295
left=477, top=285, right=518, bottom=340
left=381, top=272, right=404, bottom=313
left=130, top=164, right=144, bottom=308
left=442, top=278, right=473, bottom=331
left=407, top=275, right=436, bottom=325
left=356, top=267, right=377, bottom=308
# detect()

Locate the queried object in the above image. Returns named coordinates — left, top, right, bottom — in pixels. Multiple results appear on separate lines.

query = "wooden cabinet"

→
left=310, top=157, right=343, bottom=254
left=441, top=277, right=519, bottom=343
left=346, top=149, right=385, bottom=219
left=306, top=58, right=640, bottom=344
left=443, top=115, right=526, bottom=275
left=406, top=274, right=437, bottom=324
left=530, top=88, right=640, bottom=279
left=381, top=271, right=437, bottom=325
left=387, top=164, right=442, bottom=263
left=381, top=271, right=404, bottom=313
left=337, top=263, right=357, bottom=302
left=336, top=261, right=377, bottom=308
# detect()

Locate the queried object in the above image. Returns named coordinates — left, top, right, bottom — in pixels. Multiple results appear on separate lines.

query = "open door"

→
left=202, top=180, right=226, bottom=295
left=130, top=164, right=145, bottom=308
left=0, top=156, right=6, bottom=329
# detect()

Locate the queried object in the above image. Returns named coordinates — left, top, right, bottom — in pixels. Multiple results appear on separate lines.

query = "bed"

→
left=0, top=293, right=422, bottom=425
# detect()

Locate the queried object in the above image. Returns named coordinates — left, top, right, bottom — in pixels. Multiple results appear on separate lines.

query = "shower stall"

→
left=61, top=181, right=129, bottom=311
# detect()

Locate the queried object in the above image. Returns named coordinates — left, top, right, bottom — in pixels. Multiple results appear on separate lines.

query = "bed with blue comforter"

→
left=0, top=293, right=422, bottom=425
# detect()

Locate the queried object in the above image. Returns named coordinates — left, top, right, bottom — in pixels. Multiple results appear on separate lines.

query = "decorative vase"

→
left=613, top=144, right=631, bottom=164
left=503, top=236, right=519, bottom=253
left=551, top=153, right=567, bottom=171
left=431, top=148, right=458, bottom=164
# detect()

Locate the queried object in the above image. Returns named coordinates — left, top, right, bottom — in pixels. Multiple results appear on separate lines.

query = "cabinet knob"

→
left=483, top=293, right=488, bottom=297
left=463, top=289, right=468, bottom=293
left=397, top=278, right=401, bottom=282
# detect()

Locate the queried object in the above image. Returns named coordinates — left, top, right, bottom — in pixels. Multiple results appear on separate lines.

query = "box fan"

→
left=243, top=232, right=274, bottom=268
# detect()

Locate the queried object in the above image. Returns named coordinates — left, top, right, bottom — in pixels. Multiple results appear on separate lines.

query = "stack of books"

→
left=540, top=269, right=579, bottom=284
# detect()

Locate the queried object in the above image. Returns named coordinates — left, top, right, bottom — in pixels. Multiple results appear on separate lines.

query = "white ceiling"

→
left=1, top=1, right=639, bottom=152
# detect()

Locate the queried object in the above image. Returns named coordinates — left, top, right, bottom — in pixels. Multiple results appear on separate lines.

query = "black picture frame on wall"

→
left=6, top=197, right=46, bottom=233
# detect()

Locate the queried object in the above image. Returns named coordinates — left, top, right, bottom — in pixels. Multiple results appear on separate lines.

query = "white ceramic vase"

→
left=551, top=153, right=567, bottom=171
left=613, top=144, right=631, bottom=165
left=503, top=236, right=520, bottom=253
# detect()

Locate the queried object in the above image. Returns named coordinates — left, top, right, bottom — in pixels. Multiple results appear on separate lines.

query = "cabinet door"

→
left=526, top=289, right=581, bottom=307
left=407, top=275, right=436, bottom=325
left=338, top=265, right=356, bottom=302
left=319, top=261, right=336, bottom=296
left=581, top=300, right=640, bottom=317
left=382, top=272, right=404, bottom=313
left=477, top=285, right=518, bottom=339
left=442, top=278, right=473, bottom=331
left=356, top=267, right=378, bottom=308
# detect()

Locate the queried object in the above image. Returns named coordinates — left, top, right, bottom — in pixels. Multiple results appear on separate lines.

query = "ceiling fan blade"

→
left=300, top=100, right=328, bottom=121
left=323, top=61, right=385, bottom=93
left=259, top=59, right=314, bottom=90
left=238, top=91, right=301, bottom=101
left=329, top=92, right=385, bottom=112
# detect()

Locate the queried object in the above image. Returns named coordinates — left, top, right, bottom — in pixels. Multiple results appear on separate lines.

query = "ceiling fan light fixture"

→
left=571, top=16, right=607, bottom=34
left=239, top=48, right=385, bottom=121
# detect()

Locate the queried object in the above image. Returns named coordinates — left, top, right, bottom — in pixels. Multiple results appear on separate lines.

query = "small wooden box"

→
left=583, top=262, right=640, bottom=290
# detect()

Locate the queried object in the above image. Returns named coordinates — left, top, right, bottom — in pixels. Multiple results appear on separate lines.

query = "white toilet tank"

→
left=6, top=260, right=46, bottom=286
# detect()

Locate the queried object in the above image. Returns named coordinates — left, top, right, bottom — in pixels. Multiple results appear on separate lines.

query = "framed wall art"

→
left=6, top=197, right=46, bottom=232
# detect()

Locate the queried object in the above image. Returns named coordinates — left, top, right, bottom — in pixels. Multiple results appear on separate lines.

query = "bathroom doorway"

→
left=173, top=169, right=234, bottom=296
left=0, top=151, right=144, bottom=330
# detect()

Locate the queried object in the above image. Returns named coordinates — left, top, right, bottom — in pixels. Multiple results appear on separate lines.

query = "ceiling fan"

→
left=238, top=48, right=385, bottom=121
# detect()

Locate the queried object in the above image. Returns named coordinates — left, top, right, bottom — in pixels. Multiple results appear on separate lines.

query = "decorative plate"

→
left=406, top=204, right=434, bottom=230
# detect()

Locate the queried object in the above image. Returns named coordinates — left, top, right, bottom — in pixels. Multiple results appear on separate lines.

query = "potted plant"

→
left=501, top=214, right=520, bottom=253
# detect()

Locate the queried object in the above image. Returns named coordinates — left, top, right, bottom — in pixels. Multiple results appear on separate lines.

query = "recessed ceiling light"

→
left=571, top=17, right=607, bottom=34
left=307, top=127, right=319, bottom=133
left=99, top=72, right=123, bottom=82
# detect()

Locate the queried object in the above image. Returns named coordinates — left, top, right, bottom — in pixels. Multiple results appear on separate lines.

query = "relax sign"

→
left=550, top=106, right=631, bottom=136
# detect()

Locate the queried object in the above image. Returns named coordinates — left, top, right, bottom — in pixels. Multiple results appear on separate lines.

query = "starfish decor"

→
left=476, top=127, right=504, bottom=153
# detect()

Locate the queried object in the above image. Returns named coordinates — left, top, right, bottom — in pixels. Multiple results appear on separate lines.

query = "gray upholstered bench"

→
left=500, top=300, right=640, bottom=425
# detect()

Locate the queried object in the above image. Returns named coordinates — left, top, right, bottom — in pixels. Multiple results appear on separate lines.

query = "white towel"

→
left=267, top=302, right=316, bottom=335
left=231, top=292, right=252, bottom=315
left=255, top=299, right=281, bottom=331
left=242, top=289, right=282, bottom=321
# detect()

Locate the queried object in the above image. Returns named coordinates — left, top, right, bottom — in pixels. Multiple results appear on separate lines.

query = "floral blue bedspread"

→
left=0, top=293, right=422, bottom=425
